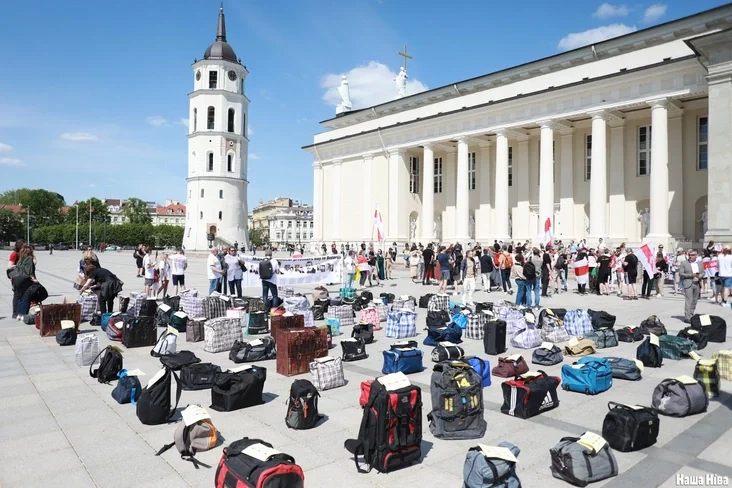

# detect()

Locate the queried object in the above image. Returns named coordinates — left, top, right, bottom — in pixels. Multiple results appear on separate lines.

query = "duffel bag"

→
left=651, top=377, right=708, bottom=417
left=214, top=438, right=304, bottom=488
left=658, top=335, right=697, bottom=360
left=492, top=354, right=529, bottom=378
left=690, top=314, right=727, bottom=343
left=678, top=327, right=708, bottom=350
left=550, top=435, right=618, bottom=485
left=532, top=343, right=564, bottom=366
left=424, top=323, right=463, bottom=347
left=605, top=357, right=642, bottom=381
left=463, top=356, right=491, bottom=388
left=229, top=336, right=276, bottom=363
left=564, top=338, right=597, bottom=357
left=640, top=315, right=667, bottom=336
left=584, top=328, right=618, bottom=349
left=431, top=343, right=465, bottom=362
left=588, top=309, right=616, bottom=329
left=602, top=402, right=659, bottom=452
left=561, top=357, right=613, bottom=395
left=426, top=310, right=451, bottom=328
left=616, top=326, right=644, bottom=342
left=500, top=371, right=560, bottom=418
left=351, top=322, right=374, bottom=344
left=463, top=442, right=520, bottom=488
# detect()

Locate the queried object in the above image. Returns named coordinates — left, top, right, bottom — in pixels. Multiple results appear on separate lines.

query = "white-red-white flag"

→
left=373, top=207, right=384, bottom=242
left=574, top=256, right=589, bottom=285
left=635, top=242, right=656, bottom=276
left=543, top=218, right=553, bottom=247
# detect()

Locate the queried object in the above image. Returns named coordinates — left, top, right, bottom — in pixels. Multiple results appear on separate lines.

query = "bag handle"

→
left=168, top=369, right=182, bottom=422
left=88, top=347, right=106, bottom=378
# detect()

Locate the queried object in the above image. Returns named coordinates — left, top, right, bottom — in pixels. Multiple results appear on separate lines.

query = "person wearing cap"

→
left=719, top=245, right=732, bottom=306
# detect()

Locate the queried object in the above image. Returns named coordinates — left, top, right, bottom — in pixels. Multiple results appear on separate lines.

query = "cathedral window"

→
left=209, top=71, right=217, bottom=89
left=218, top=211, right=222, bottom=220
left=468, top=152, right=476, bottom=190
left=409, top=156, right=419, bottom=194
left=207, top=107, right=215, bottom=130
left=508, top=147, right=513, bottom=187
left=193, top=108, right=197, bottom=132
left=433, top=157, right=443, bottom=194
left=228, top=108, right=235, bottom=133
left=227, top=154, right=233, bottom=172
left=207, top=153, right=214, bottom=171
left=219, top=190, right=223, bottom=199
left=243, top=114, right=247, bottom=137
left=698, top=116, right=708, bottom=170
left=638, top=126, right=651, bottom=176
left=200, top=189, right=205, bottom=198
left=585, top=135, right=592, bottom=181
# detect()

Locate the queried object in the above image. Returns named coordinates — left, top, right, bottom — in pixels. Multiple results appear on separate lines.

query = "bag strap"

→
left=88, top=347, right=106, bottom=378
left=168, top=369, right=182, bottom=421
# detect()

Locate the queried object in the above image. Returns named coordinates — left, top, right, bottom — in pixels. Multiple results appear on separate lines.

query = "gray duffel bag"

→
left=652, top=378, right=709, bottom=417
left=532, top=345, right=564, bottom=366
left=605, top=357, right=642, bottom=381
left=463, top=441, right=521, bottom=488
left=550, top=436, right=618, bottom=486
left=584, top=329, right=618, bottom=349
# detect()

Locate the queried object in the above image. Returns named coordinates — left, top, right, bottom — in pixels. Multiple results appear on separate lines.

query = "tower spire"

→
left=216, top=4, right=227, bottom=42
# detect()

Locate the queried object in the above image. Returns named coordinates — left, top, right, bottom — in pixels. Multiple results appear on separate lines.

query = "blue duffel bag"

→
left=424, top=323, right=463, bottom=347
left=463, top=356, right=491, bottom=388
left=382, top=343, right=424, bottom=375
left=561, top=357, right=613, bottom=395
left=451, top=313, right=469, bottom=330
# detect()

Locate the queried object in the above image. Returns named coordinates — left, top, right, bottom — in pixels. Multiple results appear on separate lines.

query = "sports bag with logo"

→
left=602, top=402, right=659, bottom=452
left=659, top=335, right=697, bottom=360
left=180, top=363, right=222, bottom=391
left=341, top=338, right=368, bottom=362
left=285, top=379, right=322, bottom=430
left=136, top=367, right=182, bottom=425
left=89, top=345, right=123, bottom=384
left=229, top=336, right=276, bottom=363
left=463, top=356, right=491, bottom=388
left=584, top=328, right=618, bottom=349
left=636, top=335, right=663, bottom=367
left=492, top=355, right=529, bottom=378
left=532, top=344, right=564, bottom=366
left=500, top=371, right=560, bottom=418
left=424, top=323, right=463, bottom=347
left=344, top=375, right=422, bottom=473
left=352, top=322, right=374, bottom=344
left=690, top=314, right=727, bottom=343
left=210, top=367, right=267, bottom=412
left=112, top=369, right=141, bottom=404
left=561, top=357, right=613, bottom=395
left=426, top=310, right=451, bottom=328
left=431, top=343, right=465, bottom=362
left=678, top=327, right=708, bottom=350
left=122, top=316, right=157, bottom=349
left=151, top=331, right=177, bottom=358
left=564, top=338, right=597, bottom=357
left=382, top=342, right=423, bottom=375
left=694, top=359, right=721, bottom=398
left=310, top=356, right=346, bottom=391
left=428, top=361, right=487, bottom=440
left=215, top=438, right=304, bottom=488
left=605, top=357, right=642, bottom=380
left=640, top=315, right=667, bottom=336
left=588, top=309, right=616, bottom=330
left=156, top=405, right=218, bottom=468
left=463, top=442, right=521, bottom=488
left=652, top=377, right=708, bottom=417
left=550, top=435, right=618, bottom=486
left=616, top=326, right=644, bottom=342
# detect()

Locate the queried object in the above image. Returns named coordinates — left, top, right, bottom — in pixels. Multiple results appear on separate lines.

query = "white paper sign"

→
left=649, top=333, right=660, bottom=347
left=314, top=356, right=335, bottom=363
left=229, top=364, right=254, bottom=372
left=126, top=369, right=146, bottom=377
left=181, top=405, right=211, bottom=426
left=540, top=342, right=554, bottom=350
left=166, top=326, right=179, bottom=336
left=525, top=313, right=535, bottom=324
left=685, top=329, right=699, bottom=335
left=220, top=295, right=231, bottom=302
left=620, top=404, right=643, bottom=410
left=478, top=445, right=518, bottom=463
left=242, top=443, right=281, bottom=462
left=700, top=315, right=711, bottom=327
left=147, top=368, right=166, bottom=388
left=159, top=304, right=171, bottom=313
left=568, top=337, right=579, bottom=347
left=248, top=338, right=263, bottom=347
left=505, top=354, right=522, bottom=361
left=440, top=341, right=457, bottom=347
left=578, top=432, right=607, bottom=452
left=521, top=371, right=541, bottom=377
left=174, top=311, right=187, bottom=319
left=675, top=375, right=698, bottom=385
left=60, top=320, right=75, bottom=330
left=378, top=372, right=411, bottom=390
left=633, top=359, right=644, bottom=371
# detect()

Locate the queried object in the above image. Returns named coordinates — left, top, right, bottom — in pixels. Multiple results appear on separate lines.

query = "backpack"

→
left=56, top=324, right=77, bottom=346
left=462, top=356, right=491, bottom=388
left=344, top=375, right=422, bottom=473
left=259, top=259, right=274, bottom=280
left=214, top=438, right=304, bottom=488
left=561, top=357, right=613, bottom=395
left=89, top=345, right=124, bottom=384
left=503, top=253, right=513, bottom=268
left=640, top=315, right=667, bottom=336
left=210, top=367, right=267, bottom=412
left=285, top=379, right=322, bottom=430
left=550, top=435, right=618, bottom=485
left=136, top=366, right=182, bottom=425
left=428, top=361, right=487, bottom=440
left=352, top=323, right=374, bottom=344
left=523, top=261, right=536, bottom=281
left=180, top=363, right=222, bottom=391
left=111, top=369, right=142, bottom=404
left=341, top=338, right=368, bottom=362
left=636, top=335, right=663, bottom=367
left=602, top=402, right=659, bottom=452
left=156, top=405, right=218, bottom=468
left=230, top=337, right=277, bottom=363
left=463, top=442, right=521, bottom=488
left=605, top=357, right=642, bottom=381
left=151, top=331, right=177, bottom=358
left=652, top=377, right=709, bottom=417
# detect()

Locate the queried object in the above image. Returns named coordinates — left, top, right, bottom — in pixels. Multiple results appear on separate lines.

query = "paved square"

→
left=1, top=249, right=731, bottom=487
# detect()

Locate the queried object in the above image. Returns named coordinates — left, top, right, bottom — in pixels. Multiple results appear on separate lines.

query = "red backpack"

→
left=215, top=438, right=304, bottom=488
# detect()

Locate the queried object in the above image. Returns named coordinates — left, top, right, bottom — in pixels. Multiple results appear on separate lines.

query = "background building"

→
left=266, top=204, right=314, bottom=248
left=105, top=199, right=186, bottom=226
left=250, top=197, right=294, bottom=238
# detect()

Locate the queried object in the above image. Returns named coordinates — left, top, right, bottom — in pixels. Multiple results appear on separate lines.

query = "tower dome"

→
left=203, top=7, right=238, bottom=64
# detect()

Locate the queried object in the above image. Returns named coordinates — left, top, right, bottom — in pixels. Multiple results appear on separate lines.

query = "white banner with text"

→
left=239, top=255, right=342, bottom=287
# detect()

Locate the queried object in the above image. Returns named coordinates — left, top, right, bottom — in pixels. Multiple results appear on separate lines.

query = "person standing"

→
left=207, top=248, right=224, bottom=295
left=541, top=249, right=552, bottom=297
left=528, top=248, right=543, bottom=308
left=718, top=245, right=732, bottom=306
left=260, top=249, right=280, bottom=312
left=368, top=251, right=381, bottom=287
left=142, top=247, right=156, bottom=295
left=436, top=246, right=452, bottom=294
left=134, top=244, right=145, bottom=278
left=679, top=249, right=702, bottom=322
left=343, top=251, right=355, bottom=288
left=376, top=250, right=386, bottom=281
left=672, top=248, right=687, bottom=295
left=597, top=249, right=612, bottom=295
left=12, top=245, right=37, bottom=318
left=7, top=239, right=26, bottom=318
left=479, top=248, right=494, bottom=292
left=385, top=249, right=394, bottom=280
left=461, top=250, right=479, bottom=306
left=157, top=253, right=171, bottom=297
left=655, top=252, right=668, bottom=297
left=224, top=247, right=244, bottom=298
left=622, top=248, right=639, bottom=300
left=170, top=248, right=188, bottom=295
left=422, top=244, right=435, bottom=285
left=408, top=245, right=420, bottom=282
left=512, top=253, right=527, bottom=306
left=499, top=246, right=513, bottom=294
left=574, top=248, right=589, bottom=295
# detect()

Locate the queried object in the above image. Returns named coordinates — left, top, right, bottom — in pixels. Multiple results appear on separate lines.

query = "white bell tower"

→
left=183, top=6, right=249, bottom=251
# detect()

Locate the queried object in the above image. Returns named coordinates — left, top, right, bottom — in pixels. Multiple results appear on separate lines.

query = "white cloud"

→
left=321, top=61, right=428, bottom=110
left=0, top=142, right=13, bottom=153
left=643, top=4, right=667, bottom=23
left=557, top=23, right=637, bottom=51
left=0, top=157, right=25, bottom=167
left=146, top=116, right=168, bottom=127
left=88, top=183, right=97, bottom=188
left=593, top=3, right=629, bottom=18
left=177, top=118, right=189, bottom=126
left=249, top=153, right=260, bottom=160
left=247, top=125, right=254, bottom=137
left=60, top=132, right=99, bottom=141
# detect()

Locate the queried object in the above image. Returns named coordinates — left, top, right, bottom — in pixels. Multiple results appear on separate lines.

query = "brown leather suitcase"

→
left=39, top=303, right=81, bottom=337
left=270, top=314, right=305, bottom=344
left=276, top=328, right=328, bottom=376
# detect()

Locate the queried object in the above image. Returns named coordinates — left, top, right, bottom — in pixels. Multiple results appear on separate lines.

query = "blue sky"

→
left=0, top=0, right=726, bottom=210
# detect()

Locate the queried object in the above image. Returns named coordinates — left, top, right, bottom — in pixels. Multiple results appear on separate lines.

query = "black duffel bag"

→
left=602, top=401, right=659, bottom=452
left=588, top=309, right=616, bottom=330
left=210, top=367, right=267, bottom=412
left=426, top=310, right=451, bottom=328
left=229, top=337, right=276, bottom=363
left=180, top=363, right=222, bottom=391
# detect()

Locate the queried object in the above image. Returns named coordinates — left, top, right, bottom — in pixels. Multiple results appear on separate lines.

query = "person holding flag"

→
left=573, top=248, right=589, bottom=295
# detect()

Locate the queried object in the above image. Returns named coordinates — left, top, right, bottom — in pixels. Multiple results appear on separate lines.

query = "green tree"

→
left=0, top=188, right=65, bottom=227
left=249, top=228, right=267, bottom=248
left=122, top=198, right=152, bottom=224
left=0, top=209, right=24, bottom=243
left=65, top=198, right=110, bottom=225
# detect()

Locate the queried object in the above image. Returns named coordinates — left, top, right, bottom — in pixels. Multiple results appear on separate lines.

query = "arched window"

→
left=207, top=106, right=215, bottom=130
left=207, top=153, right=213, bottom=171
left=193, top=108, right=197, bottom=132
left=227, top=108, right=235, bottom=133
left=227, top=154, right=233, bottom=172
left=200, top=189, right=204, bottom=198
left=218, top=211, right=222, bottom=220
left=209, top=71, right=217, bottom=89
left=219, top=190, right=223, bottom=199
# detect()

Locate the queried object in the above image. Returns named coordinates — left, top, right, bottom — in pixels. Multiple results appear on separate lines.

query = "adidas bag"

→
left=428, top=361, right=487, bottom=440
left=652, top=377, right=708, bottom=417
left=500, top=371, right=560, bottom=418
left=215, top=438, right=304, bottom=488
left=112, top=369, right=141, bottom=404
left=136, top=367, right=182, bottom=425
left=151, top=331, right=177, bottom=358
left=550, top=435, right=618, bottom=486
left=431, top=343, right=464, bottom=362
left=602, top=402, right=659, bottom=452
left=341, top=338, right=368, bottom=362
left=636, top=335, right=663, bottom=367
left=561, top=357, right=613, bottom=395
left=463, top=442, right=521, bottom=488
left=229, top=336, right=276, bottom=363
left=156, top=405, right=218, bottom=468
left=605, top=357, right=642, bottom=381
left=89, top=345, right=123, bottom=384
left=532, top=344, right=564, bottom=366
left=285, top=379, right=322, bottom=430
left=210, top=367, right=267, bottom=412
left=181, top=363, right=222, bottom=391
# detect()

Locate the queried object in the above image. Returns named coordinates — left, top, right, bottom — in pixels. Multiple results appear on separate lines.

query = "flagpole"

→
left=75, top=203, right=79, bottom=250
left=26, top=207, right=30, bottom=242
left=88, top=201, right=92, bottom=248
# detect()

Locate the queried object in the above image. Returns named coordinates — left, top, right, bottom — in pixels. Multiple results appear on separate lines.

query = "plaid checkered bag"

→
left=76, top=293, right=98, bottom=322
left=694, top=359, right=721, bottom=398
left=245, top=296, right=265, bottom=313
left=510, top=326, right=542, bottom=349
left=325, top=305, right=355, bottom=327
left=385, top=310, right=417, bottom=339
left=427, top=294, right=450, bottom=312
left=284, top=296, right=310, bottom=314
left=339, top=287, right=356, bottom=299
left=295, top=309, right=314, bottom=328
left=372, top=301, right=388, bottom=323
left=126, top=292, right=147, bottom=317
left=564, top=309, right=594, bottom=337
left=309, top=356, right=346, bottom=391
left=391, top=298, right=417, bottom=313
left=204, top=316, right=242, bottom=353
left=282, top=287, right=294, bottom=299
left=180, top=293, right=204, bottom=318
left=325, top=318, right=340, bottom=336
left=359, top=307, right=380, bottom=327
left=711, top=351, right=732, bottom=380
left=493, top=300, right=513, bottom=321
left=541, top=317, right=570, bottom=343
left=659, top=335, right=697, bottom=360
left=202, top=296, right=228, bottom=320
left=465, top=312, right=486, bottom=340
left=504, top=309, right=528, bottom=338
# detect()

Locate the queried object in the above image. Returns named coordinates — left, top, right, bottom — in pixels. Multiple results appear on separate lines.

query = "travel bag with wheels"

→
left=214, top=438, right=304, bottom=488
left=500, top=371, right=560, bottom=418
left=549, top=434, right=618, bottom=486
left=602, top=402, right=659, bottom=452
left=561, top=357, right=613, bottom=395
left=136, top=366, right=181, bottom=425
left=428, top=360, right=487, bottom=440
left=651, top=377, right=709, bottom=417
left=483, top=319, right=507, bottom=355
left=285, top=379, right=322, bottom=430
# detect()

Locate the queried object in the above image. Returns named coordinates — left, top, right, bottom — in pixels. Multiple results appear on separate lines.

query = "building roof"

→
left=203, top=7, right=239, bottom=64
left=0, top=204, right=23, bottom=214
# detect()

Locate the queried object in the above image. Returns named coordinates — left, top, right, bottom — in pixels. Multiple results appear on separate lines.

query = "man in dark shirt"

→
left=479, top=249, right=494, bottom=291
left=422, top=244, right=434, bottom=285
left=623, top=249, right=639, bottom=300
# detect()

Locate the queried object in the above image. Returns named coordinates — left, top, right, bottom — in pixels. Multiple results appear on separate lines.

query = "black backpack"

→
left=285, top=379, right=322, bottom=430
left=360, top=291, right=373, bottom=302
left=229, top=337, right=277, bottom=363
left=352, top=323, right=374, bottom=344
left=136, top=366, right=181, bottom=425
left=56, top=327, right=77, bottom=346
left=523, top=261, right=536, bottom=281
left=259, top=259, right=274, bottom=280
left=210, top=367, right=267, bottom=412
left=636, top=336, right=663, bottom=368
left=180, top=363, right=222, bottom=391
left=89, top=346, right=123, bottom=384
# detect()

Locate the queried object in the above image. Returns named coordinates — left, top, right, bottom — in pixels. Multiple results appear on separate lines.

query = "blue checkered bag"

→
left=510, top=327, right=543, bottom=349
left=339, top=287, right=356, bottom=299
left=385, top=310, right=417, bottom=339
left=564, top=309, right=594, bottom=337
left=325, top=317, right=341, bottom=336
left=504, top=309, right=528, bottom=338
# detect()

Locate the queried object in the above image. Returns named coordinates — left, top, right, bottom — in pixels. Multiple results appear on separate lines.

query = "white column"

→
left=387, top=149, right=405, bottom=241
left=647, top=99, right=670, bottom=244
left=476, top=141, right=492, bottom=242
left=312, top=161, right=323, bottom=242
left=667, top=113, right=684, bottom=239
left=331, top=160, right=342, bottom=241
left=588, top=111, right=607, bottom=240
left=455, top=137, right=470, bottom=241
left=515, top=135, right=530, bottom=241
left=494, top=131, right=510, bottom=240
left=421, top=144, right=435, bottom=241
left=363, top=153, right=373, bottom=240
left=706, top=63, right=732, bottom=243
left=559, top=129, right=574, bottom=240
left=608, top=121, right=627, bottom=242
left=539, top=122, right=555, bottom=243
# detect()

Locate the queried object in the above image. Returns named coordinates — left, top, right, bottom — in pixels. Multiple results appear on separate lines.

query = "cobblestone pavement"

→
left=1, top=249, right=731, bottom=487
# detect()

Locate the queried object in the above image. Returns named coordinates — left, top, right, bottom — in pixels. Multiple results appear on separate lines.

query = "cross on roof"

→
left=398, top=45, right=412, bottom=71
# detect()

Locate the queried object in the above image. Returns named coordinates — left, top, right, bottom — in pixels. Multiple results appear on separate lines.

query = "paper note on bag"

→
left=520, top=371, right=540, bottom=378
left=249, top=339, right=263, bottom=347
left=478, top=444, right=518, bottom=463
left=220, top=295, right=231, bottom=302
left=181, top=405, right=210, bottom=426
left=649, top=333, right=660, bottom=347
left=675, top=375, right=698, bottom=385
left=568, top=337, right=579, bottom=347
left=688, top=351, right=701, bottom=361
left=314, top=356, right=334, bottom=363
left=700, top=315, right=711, bottom=327
left=159, top=304, right=171, bottom=313
left=147, top=368, right=166, bottom=388
left=578, top=432, right=607, bottom=453
left=685, top=329, right=699, bottom=335
left=440, top=341, right=457, bottom=347
left=540, top=342, right=554, bottom=350
left=60, top=320, right=75, bottom=330
left=242, top=443, right=281, bottom=462
left=126, top=369, right=146, bottom=377
left=525, top=313, right=535, bottom=324
left=621, top=404, right=643, bottom=410
left=167, top=326, right=179, bottom=336
left=229, top=364, right=254, bottom=372
left=633, top=359, right=645, bottom=371
left=505, top=354, right=521, bottom=361
left=378, top=372, right=411, bottom=390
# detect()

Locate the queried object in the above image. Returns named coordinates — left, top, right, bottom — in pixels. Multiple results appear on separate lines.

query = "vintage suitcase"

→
left=271, top=314, right=305, bottom=344
left=39, top=303, right=81, bottom=337
left=276, top=328, right=328, bottom=377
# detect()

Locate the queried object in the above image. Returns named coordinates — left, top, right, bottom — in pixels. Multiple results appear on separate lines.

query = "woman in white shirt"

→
left=224, top=247, right=245, bottom=298
left=157, top=253, right=171, bottom=297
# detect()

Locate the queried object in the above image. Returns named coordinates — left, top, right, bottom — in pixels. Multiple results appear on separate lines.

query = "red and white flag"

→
left=73, top=200, right=78, bottom=206
left=543, top=218, right=553, bottom=247
left=635, top=242, right=656, bottom=276
left=574, top=256, right=589, bottom=285
left=373, top=206, right=384, bottom=242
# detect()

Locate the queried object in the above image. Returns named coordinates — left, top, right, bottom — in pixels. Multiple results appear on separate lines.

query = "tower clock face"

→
left=228, top=70, right=237, bottom=81
left=196, top=70, right=201, bottom=81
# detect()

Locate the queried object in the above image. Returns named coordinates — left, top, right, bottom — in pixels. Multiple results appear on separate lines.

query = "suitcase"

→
left=271, top=314, right=305, bottom=344
left=39, top=303, right=81, bottom=337
left=186, top=318, right=205, bottom=342
left=483, top=319, right=507, bottom=355
left=276, top=328, right=328, bottom=377
left=121, top=316, right=157, bottom=348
